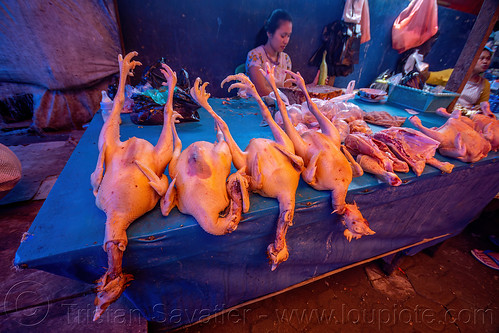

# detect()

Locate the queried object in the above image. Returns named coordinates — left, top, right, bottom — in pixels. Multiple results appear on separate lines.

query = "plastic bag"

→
left=403, top=50, right=428, bottom=74
left=129, top=58, right=200, bottom=125
left=130, top=88, right=200, bottom=125
left=392, top=0, right=438, bottom=53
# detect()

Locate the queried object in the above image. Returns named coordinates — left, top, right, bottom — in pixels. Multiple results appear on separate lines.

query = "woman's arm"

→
left=477, top=79, right=491, bottom=104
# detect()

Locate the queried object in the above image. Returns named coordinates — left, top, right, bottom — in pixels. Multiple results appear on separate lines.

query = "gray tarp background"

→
left=0, top=0, right=121, bottom=130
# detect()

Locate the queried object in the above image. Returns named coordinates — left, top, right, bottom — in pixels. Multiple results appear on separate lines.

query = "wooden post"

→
left=445, top=0, right=499, bottom=111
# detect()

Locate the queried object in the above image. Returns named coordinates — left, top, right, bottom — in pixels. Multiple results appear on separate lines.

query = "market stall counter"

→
left=15, top=97, right=499, bottom=329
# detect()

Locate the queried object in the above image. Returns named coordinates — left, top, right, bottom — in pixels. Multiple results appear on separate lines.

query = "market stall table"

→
left=15, top=97, right=499, bottom=330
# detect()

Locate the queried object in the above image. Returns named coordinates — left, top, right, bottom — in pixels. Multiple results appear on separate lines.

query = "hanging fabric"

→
left=309, top=21, right=361, bottom=77
left=342, top=0, right=371, bottom=44
left=392, top=0, right=438, bottom=53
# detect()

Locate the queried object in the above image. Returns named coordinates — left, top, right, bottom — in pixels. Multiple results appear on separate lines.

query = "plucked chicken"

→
left=273, top=68, right=373, bottom=241
left=191, top=75, right=304, bottom=270
left=90, top=52, right=175, bottom=320
left=436, top=107, right=499, bottom=152
left=471, top=113, right=499, bottom=151
left=409, top=109, right=491, bottom=163
left=159, top=114, right=251, bottom=235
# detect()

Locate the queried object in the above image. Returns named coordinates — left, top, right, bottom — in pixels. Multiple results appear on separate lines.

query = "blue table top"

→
left=14, top=97, right=499, bottom=266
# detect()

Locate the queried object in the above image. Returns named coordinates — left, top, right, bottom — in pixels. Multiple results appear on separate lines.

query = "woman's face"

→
left=267, top=20, right=292, bottom=53
left=475, top=50, right=492, bottom=73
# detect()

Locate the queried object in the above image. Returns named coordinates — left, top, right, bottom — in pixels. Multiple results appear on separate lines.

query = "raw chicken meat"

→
left=373, top=127, right=454, bottom=175
left=149, top=113, right=251, bottom=235
left=345, top=133, right=395, bottom=172
left=333, top=118, right=350, bottom=142
left=410, top=109, right=491, bottom=163
left=90, top=52, right=175, bottom=320
left=274, top=104, right=304, bottom=127
left=356, top=154, right=402, bottom=186
left=371, top=138, right=410, bottom=173
left=332, top=102, right=365, bottom=123
left=275, top=68, right=373, bottom=242
left=349, top=119, right=372, bottom=134
left=363, top=111, right=407, bottom=127
left=471, top=113, right=499, bottom=151
left=345, top=133, right=402, bottom=186
left=194, top=75, right=303, bottom=270
left=436, top=107, right=499, bottom=152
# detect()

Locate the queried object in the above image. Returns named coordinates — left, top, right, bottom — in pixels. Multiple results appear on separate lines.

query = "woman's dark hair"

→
left=254, top=9, right=292, bottom=47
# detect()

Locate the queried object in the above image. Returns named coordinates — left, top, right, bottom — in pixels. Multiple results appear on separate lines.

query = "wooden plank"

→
left=445, top=0, right=499, bottom=111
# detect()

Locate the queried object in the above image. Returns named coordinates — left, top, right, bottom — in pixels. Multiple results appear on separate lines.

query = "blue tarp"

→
left=15, top=98, right=499, bottom=329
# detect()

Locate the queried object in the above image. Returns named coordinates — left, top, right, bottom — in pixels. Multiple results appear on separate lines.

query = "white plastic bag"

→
left=403, top=50, right=429, bottom=74
left=392, top=0, right=438, bottom=53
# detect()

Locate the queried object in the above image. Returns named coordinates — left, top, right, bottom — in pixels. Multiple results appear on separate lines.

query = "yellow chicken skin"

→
left=90, top=52, right=176, bottom=320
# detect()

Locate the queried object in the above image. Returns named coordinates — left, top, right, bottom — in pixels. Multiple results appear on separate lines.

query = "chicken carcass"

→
left=90, top=52, right=175, bottom=320
left=409, top=109, right=491, bottom=163
left=333, top=118, right=350, bottom=142
left=373, top=127, right=454, bottom=175
left=436, top=107, right=499, bottom=152
left=471, top=113, right=499, bottom=151
left=273, top=68, right=373, bottom=242
left=159, top=115, right=250, bottom=235
left=191, top=75, right=303, bottom=270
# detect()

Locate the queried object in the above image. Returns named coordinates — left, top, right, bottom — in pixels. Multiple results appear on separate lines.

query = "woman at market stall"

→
left=246, top=9, right=293, bottom=97
left=424, top=47, right=493, bottom=111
